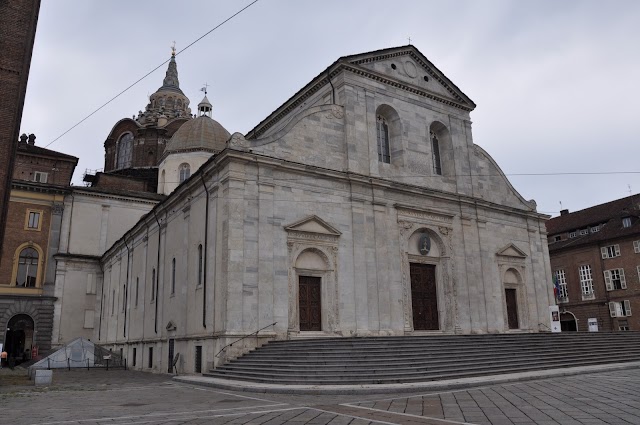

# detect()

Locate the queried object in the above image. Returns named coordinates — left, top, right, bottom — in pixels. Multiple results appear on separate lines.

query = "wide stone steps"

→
left=205, top=332, right=640, bottom=385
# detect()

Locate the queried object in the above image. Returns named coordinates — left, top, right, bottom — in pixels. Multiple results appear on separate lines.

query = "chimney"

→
left=28, top=133, right=36, bottom=146
left=560, top=209, right=569, bottom=216
left=18, top=133, right=28, bottom=148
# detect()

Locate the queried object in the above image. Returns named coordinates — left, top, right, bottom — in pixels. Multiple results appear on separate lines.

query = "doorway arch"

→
left=4, top=314, right=35, bottom=364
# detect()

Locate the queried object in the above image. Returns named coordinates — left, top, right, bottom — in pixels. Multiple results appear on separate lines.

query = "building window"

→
left=376, top=116, right=390, bottom=164
left=33, top=171, right=48, bottom=183
left=579, top=228, right=588, bottom=236
left=151, top=268, right=156, bottom=301
left=554, top=269, right=568, bottom=302
left=116, top=133, right=133, bottom=169
left=553, top=235, right=561, bottom=242
left=601, top=244, right=621, bottom=259
left=604, top=268, right=627, bottom=290
left=634, top=240, right=640, bottom=253
left=623, top=217, right=632, bottom=228
left=195, top=346, right=202, bottom=373
left=590, top=225, right=600, bottom=233
left=198, top=244, right=203, bottom=286
left=171, top=258, right=176, bottom=295
left=25, top=209, right=42, bottom=230
left=579, top=265, right=594, bottom=299
left=609, top=300, right=632, bottom=318
left=132, top=347, right=137, bottom=367
left=618, top=320, right=630, bottom=331
left=135, top=277, right=139, bottom=307
left=431, top=131, right=442, bottom=175
left=179, top=163, right=191, bottom=183
left=148, top=347, right=153, bottom=368
left=15, top=247, right=39, bottom=287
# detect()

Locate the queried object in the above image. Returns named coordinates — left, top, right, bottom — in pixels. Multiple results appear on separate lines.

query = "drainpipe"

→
left=152, top=210, right=162, bottom=334
left=98, top=262, right=104, bottom=340
left=200, top=173, right=209, bottom=329
left=123, top=236, right=131, bottom=338
left=327, top=69, right=335, bottom=104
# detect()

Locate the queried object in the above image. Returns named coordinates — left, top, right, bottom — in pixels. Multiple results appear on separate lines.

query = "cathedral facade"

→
left=90, top=46, right=553, bottom=374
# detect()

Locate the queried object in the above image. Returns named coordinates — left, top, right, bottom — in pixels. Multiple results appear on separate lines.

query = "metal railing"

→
left=215, top=322, right=276, bottom=358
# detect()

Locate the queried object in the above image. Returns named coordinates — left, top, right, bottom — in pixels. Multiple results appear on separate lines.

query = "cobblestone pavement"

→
left=2, top=368, right=640, bottom=424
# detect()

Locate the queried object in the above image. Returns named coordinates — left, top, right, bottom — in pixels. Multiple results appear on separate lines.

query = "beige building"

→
left=87, top=45, right=554, bottom=374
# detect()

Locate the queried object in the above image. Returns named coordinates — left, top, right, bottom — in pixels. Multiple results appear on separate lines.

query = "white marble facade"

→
left=95, top=46, right=554, bottom=374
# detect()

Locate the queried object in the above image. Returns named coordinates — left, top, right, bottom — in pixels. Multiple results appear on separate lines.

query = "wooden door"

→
left=299, top=276, right=321, bottom=331
left=410, top=263, right=439, bottom=330
left=505, top=288, right=519, bottom=329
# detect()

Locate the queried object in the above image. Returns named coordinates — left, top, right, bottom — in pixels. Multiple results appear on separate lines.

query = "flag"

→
left=553, top=275, right=560, bottom=297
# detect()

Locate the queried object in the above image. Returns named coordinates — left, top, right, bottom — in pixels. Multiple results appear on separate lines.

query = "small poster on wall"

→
left=588, top=318, right=599, bottom=332
left=549, top=305, right=561, bottom=332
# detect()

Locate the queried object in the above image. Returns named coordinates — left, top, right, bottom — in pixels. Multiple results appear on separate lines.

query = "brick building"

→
left=0, top=0, right=41, bottom=263
left=546, top=194, right=640, bottom=331
left=0, top=134, right=77, bottom=364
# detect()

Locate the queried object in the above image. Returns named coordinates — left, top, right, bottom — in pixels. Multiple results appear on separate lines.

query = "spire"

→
left=157, top=43, right=184, bottom=94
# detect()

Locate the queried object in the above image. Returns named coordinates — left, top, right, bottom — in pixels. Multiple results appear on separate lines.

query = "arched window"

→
left=198, top=244, right=203, bottom=286
left=431, top=130, right=442, bottom=175
left=16, top=247, right=39, bottom=287
left=376, top=116, right=390, bottom=163
left=179, top=163, right=191, bottom=183
left=116, top=133, right=133, bottom=169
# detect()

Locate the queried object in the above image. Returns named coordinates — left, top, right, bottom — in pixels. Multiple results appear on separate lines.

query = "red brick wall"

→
left=551, top=235, right=640, bottom=331
left=13, top=152, right=75, bottom=185
left=0, top=198, right=51, bottom=286
left=93, top=173, right=149, bottom=192
left=0, top=0, right=41, bottom=264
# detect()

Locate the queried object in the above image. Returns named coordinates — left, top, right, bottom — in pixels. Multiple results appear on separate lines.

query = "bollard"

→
left=87, top=358, right=90, bottom=371
left=106, top=358, right=109, bottom=371
left=67, top=358, right=71, bottom=371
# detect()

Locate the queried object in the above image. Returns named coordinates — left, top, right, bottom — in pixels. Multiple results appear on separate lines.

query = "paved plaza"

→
left=1, top=367, right=640, bottom=424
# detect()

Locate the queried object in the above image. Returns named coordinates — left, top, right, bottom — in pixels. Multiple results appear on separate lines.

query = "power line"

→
left=43, top=0, right=261, bottom=149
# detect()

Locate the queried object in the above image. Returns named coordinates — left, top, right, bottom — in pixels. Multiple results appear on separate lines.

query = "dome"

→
left=162, top=115, right=230, bottom=158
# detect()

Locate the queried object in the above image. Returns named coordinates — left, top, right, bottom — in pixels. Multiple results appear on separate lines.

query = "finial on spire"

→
left=171, top=41, right=176, bottom=57
left=201, top=83, right=209, bottom=95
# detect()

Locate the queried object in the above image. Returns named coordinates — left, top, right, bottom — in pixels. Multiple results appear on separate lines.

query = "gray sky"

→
left=20, top=0, right=640, bottom=217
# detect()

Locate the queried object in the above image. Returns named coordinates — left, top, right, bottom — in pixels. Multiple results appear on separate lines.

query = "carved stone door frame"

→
left=285, top=215, right=341, bottom=336
left=397, top=206, right=457, bottom=334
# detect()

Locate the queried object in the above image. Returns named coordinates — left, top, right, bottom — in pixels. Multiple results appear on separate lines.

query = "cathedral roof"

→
left=163, top=114, right=230, bottom=158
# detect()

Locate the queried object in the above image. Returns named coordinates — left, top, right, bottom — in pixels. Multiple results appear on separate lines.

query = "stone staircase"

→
left=204, top=332, right=640, bottom=385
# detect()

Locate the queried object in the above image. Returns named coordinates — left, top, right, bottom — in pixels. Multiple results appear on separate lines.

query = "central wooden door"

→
left=299, top=276, right=321, bottom=331
left=505, top=288, right=519, bottom=329
left=410, top=263, right=439, bottom=330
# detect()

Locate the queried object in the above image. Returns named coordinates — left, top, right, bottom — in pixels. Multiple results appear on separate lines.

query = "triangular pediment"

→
left=496, top=243, right=527, bottom=258
left=284, top=215, right=341, bottom=236
left=343, top=45, right=476, bottom=110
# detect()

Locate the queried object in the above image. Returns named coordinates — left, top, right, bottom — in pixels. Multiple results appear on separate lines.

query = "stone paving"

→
left=2, top=368, right=640, bottom=424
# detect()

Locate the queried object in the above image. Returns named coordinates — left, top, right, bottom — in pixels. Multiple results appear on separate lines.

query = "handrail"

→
left=215, top=322, right=277, bottom=358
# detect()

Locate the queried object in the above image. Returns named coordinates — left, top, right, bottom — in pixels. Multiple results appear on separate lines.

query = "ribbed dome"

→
left=163, top=115, right=230, bottom=157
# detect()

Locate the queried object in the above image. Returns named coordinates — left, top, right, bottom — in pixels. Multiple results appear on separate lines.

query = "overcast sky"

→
left=20, top=0, right=640, bottom=217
